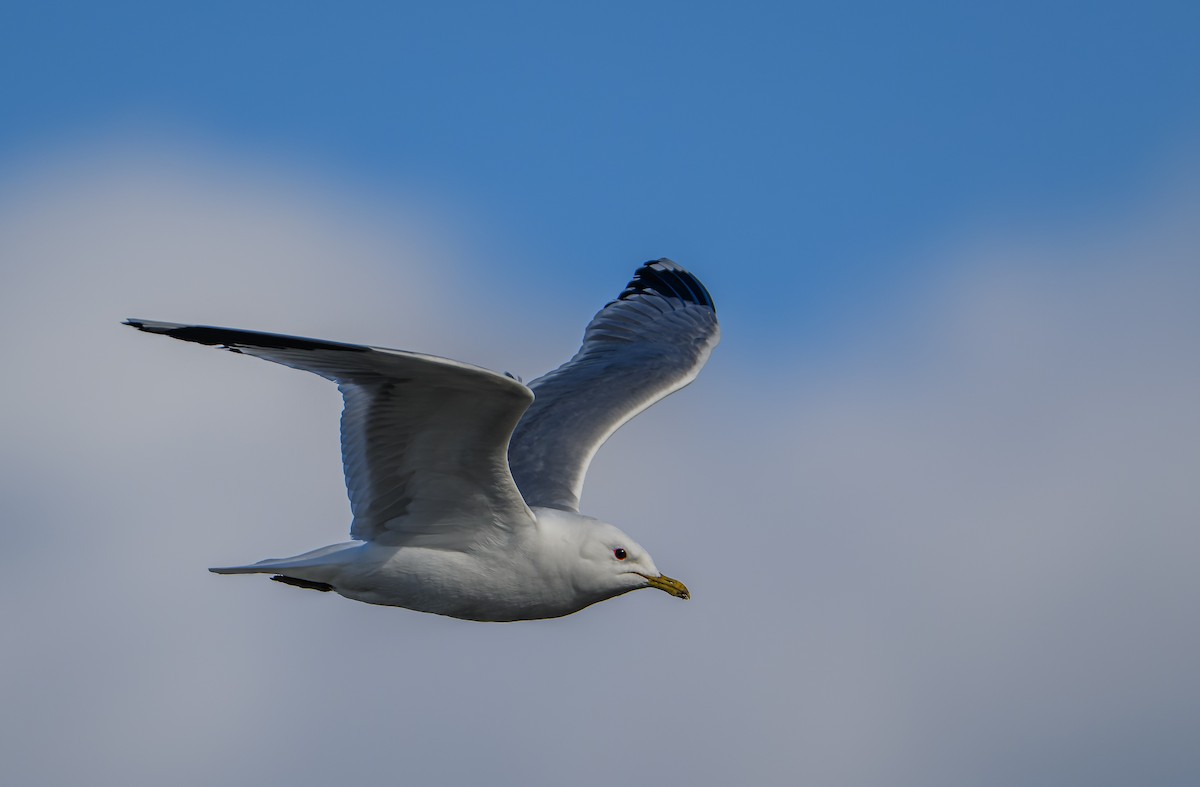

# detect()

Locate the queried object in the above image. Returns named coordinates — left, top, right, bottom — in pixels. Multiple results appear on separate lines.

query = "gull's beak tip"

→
left=644, top=573, right=690, bottom=600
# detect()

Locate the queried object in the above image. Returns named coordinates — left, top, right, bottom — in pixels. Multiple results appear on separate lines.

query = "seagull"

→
left=125, top=258, right=719, bottom=621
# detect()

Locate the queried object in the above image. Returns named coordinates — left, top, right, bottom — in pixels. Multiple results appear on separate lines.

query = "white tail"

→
left=209, top=542, right=359, bottom=576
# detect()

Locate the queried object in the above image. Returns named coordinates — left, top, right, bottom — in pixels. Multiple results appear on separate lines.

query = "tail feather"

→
left=209, top=564, right=274, bottom=575
left=209, top=542, right=358, bottom=577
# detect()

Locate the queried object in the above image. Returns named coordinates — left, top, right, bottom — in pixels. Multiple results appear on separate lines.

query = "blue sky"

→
left=4, top=2, right=1198, bottom=342
left=2, top=4, right=1199, bottom=787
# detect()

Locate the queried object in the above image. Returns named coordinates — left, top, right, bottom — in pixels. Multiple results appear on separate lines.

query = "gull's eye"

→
left=613, top=548, right=628, bottom=561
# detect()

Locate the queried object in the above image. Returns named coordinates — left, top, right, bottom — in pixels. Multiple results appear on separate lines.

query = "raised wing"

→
left=507, top=259, right=720, bottom=512
left=125, top=320, right=535, bottom=546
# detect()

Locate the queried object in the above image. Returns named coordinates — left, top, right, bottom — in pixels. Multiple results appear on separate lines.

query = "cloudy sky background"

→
left=2, top=3, right=1199, bottom=786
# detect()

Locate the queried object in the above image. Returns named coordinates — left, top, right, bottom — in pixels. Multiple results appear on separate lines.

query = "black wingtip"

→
left=124, top=319, right=240, bottom=346
left=124, top=318, right=197, bottom=338
left=124, top=319, right=369, bottom=353
left=614, top=258, right=716, bottom=311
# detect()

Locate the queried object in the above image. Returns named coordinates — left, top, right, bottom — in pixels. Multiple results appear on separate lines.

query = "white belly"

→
left=329, top=544, right=601, bottom=622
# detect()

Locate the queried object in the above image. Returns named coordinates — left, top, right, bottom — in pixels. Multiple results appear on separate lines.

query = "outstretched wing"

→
left=507, top=259, right=720, bottom=512
left=125, top=320, right=535, bottom=546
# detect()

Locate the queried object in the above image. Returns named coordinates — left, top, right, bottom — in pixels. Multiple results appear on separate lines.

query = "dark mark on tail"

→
left=271, top=575, right=335, bottom=592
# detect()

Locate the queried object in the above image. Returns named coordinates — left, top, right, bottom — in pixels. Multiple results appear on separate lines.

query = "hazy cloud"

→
left=2, top=146, right=1198, bottom=786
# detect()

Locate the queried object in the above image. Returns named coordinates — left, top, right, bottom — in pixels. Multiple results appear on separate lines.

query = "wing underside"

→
left=125, top=319, right=536, bottom=545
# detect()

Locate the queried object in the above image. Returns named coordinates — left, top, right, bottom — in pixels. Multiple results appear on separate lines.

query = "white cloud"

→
left=2, top=144, right=1198, bottom=786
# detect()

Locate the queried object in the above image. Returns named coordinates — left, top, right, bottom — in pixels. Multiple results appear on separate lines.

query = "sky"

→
left=1, top=3, right=1199, bottom=786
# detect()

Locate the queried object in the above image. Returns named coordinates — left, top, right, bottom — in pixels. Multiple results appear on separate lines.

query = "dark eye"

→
left=613, top=548, right=628, bottom=561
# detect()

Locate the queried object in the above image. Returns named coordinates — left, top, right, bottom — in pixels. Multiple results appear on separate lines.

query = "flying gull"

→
left=125, top=258, right=719, bottom=621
